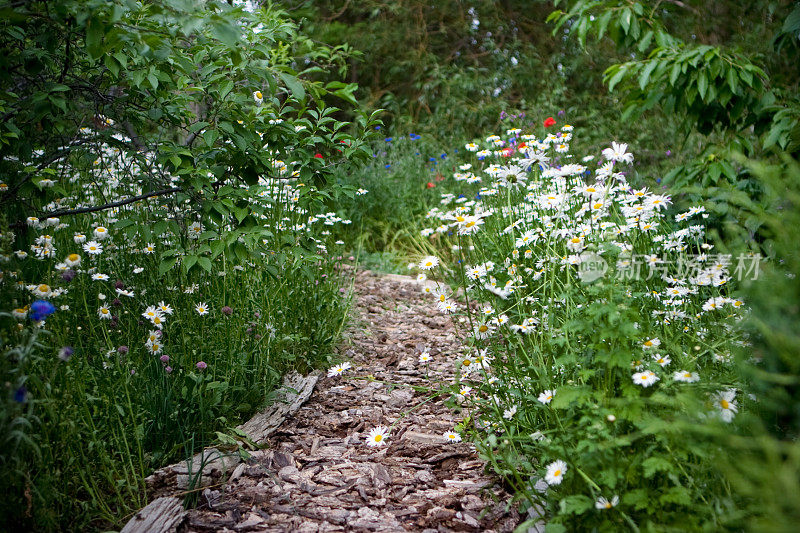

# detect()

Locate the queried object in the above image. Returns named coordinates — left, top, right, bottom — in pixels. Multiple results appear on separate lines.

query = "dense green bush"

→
left=0, top=0, right=377, bottom=529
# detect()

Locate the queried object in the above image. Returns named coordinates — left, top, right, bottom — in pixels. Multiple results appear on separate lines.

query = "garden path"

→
left=178, top=269, right=520, bottom=532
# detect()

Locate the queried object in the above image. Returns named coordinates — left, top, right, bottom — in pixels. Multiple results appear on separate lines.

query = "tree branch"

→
left=39, top=187, right=182, bottom=218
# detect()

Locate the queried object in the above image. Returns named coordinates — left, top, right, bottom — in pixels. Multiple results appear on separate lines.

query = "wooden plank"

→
left=121, top=497, right=185, bottom=533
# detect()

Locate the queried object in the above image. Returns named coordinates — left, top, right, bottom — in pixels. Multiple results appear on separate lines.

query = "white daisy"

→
left=418, top=256, right=440, bottom=270
left=632, top=371, right=659, bottom=387
left=538, top=390, right=555, bottom=404
left=674, top=370, right=700, bottom=383
left=712, top=389, right=737, bottom=422
left=83, top=240, right=103, bottom=255
left=545, top=460, right=567, bottom=485
left=365, top=426, right=389, bottom=447
left=327, top=361, right=352, bottom=377
left=443, top=431, right=462, bottom=443
left=595, top=495, right=619, bottom=509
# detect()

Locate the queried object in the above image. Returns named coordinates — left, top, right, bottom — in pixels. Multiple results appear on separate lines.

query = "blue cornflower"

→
left=385, top=164, right=391, bottom=168
left=440, top=153, right=447, bottom=159
left=14, top=386, right=27, bottom=403
left=385, top=137, right=393, bottom=142
left=30, top=300, right=56, bottom=321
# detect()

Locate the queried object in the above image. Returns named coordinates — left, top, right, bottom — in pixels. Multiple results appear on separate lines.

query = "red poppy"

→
left=518, top=142, right=527, bottom=150
left=501, top=147, right=514, bottom=157
left=314, top=153, right=323, bottom=159
left=544, top=117, right=556, bottom=128
left=426, top=182, right=436, bottom=189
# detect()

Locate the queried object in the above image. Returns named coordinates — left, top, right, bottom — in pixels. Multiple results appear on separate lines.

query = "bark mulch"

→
left=127, top=270, right=519, bottom=533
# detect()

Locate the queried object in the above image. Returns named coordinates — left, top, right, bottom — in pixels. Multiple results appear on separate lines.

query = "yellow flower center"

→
left=554, top=470, right=561, bottom=477
left=68, top=254, right=79, bottom=261
left=38, top=284, right=49, bottom=292
left=255, top=91, right=262, bottom=99
left=479, top=325, right=488, bottom=332
left=374, top=434, right=382, bottom=442
left=720, top=399, right=729, bottom=409
left=644, top=340, right=653, bottom=347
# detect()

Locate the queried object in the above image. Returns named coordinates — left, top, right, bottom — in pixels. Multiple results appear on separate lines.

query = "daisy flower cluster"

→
left=408, top=122, right=754, bottom=524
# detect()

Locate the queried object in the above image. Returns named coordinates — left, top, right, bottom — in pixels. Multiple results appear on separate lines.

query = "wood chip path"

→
left=129, top=270, right=519, bottom=532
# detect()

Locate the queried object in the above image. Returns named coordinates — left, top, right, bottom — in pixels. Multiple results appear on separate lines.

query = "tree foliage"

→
left=0, top=0, right=379, bottom=273
left=549, top=0, right=800, bottom=189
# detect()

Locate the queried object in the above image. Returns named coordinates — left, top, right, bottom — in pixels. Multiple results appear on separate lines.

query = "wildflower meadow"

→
left=2, top=1, right=800, bottom=531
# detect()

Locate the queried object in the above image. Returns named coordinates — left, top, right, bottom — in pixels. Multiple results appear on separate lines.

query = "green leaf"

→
left=638, top=60, right=658, bottom=90
left=559, top=495, right=594, bottom=515
left=606, top=65, right=628, bottom=92
left=660, top=486, right=692, bottom=506
left=183, top=255, right=198, bottom=272
left=620, top=8, right=632, bottom=33
left=104, top=54, right=120, bottom=77
left=278, top=72, right=306, bottom=101
left=203, top=129, right=219, bottom=147
left=550, top=386, right=589, bottom=408
left=85, top=17, right=105, bottom=60
left=197, top=256, right=212, bottom=272
left=211, top=19, right=240, bottom=47
left=697, top=71, right=708, bottom=100
left=642, top=456, right=673, bottom=478
left=158, top=257, right=178, bottom=276
left=669, top=61, right=682, bottom=85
